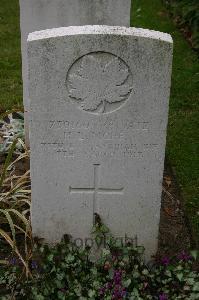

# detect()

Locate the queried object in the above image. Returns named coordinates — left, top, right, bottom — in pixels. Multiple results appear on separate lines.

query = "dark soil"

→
left=157, top=161, right=192, bottom=258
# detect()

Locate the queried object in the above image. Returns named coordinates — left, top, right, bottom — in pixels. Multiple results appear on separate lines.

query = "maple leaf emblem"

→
left=68, top=54, right=132, bottom=113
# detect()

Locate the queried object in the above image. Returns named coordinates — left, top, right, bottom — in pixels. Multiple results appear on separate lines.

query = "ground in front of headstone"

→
left=158, top=162, right=191, bottom=258
left=0, top=155, right=191, bottom=259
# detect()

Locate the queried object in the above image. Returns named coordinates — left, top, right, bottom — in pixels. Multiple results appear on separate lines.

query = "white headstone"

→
left=19, top=0, right=132, bottom=144
left=28, top=26, right=173, bottom=259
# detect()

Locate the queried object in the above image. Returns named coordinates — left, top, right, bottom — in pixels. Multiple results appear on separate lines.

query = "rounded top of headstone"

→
left=28, top=25, right=173, bottom=44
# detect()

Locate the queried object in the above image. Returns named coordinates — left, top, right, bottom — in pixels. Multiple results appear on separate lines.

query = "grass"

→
left=0, top=1, right=198, bottom=244
left=132, top=0, right=199, bottom=245
left=0, top=0, right=22, bottom=112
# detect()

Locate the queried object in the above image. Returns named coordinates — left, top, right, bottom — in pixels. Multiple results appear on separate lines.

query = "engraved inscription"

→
left=38, top=118, right=159, bottom=160
left=69, top=164, right=124, bottom=224
left=66, top=52, right=133, bottom=114
left=48, top=119, right=150, bottom=131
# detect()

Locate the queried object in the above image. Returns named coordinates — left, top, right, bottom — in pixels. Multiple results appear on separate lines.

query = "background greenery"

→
left=163, top=0, right=199, bottom=50
left=132, top=0, right=199, bottom=246
left=0, top=0, right=22, bottom=112
left=0, top=0, right=198, bottom=244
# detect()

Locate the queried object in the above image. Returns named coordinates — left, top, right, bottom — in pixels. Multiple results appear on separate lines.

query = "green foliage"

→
left=132, top=0, right=199, bottom=256
left=0, top=112, right=25, bottom=154
left=0, top=229, right=198, bottom=299
left=0, top=136, right=32, bottom=276
left=164, top=0, right=199, bottom=49
left=0, top=0, right=22, bottom=112
left=0, top=139, right=198, bottom=299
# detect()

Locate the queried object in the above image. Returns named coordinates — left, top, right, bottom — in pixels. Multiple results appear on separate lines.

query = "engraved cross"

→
left=69, top=164, right=124, bottom=224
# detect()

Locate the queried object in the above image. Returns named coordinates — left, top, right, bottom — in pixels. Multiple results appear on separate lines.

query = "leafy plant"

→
left=0, top=117, right=198, bottom=299
left=0, top=112, right=25, bottom=154
left=0, top=138, right=32, bottom=277
left=0, top=218, right=198, bottom=299
left=163, top=0, right=199, bottom=49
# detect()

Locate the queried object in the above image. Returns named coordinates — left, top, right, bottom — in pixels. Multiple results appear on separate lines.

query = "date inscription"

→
left=37, top=118, right=159, bottom=160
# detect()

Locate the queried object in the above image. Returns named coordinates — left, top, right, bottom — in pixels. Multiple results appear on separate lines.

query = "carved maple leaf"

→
left=68, top=55, right=132, bottom=113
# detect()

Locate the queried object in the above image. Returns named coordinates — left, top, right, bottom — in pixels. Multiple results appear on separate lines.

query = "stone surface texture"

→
left=19, top=0, right=132, bottom=143
left=28, top=26, right=173, bottom=260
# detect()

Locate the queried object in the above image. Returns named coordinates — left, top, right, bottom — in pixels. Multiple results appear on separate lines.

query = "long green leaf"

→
left=0, top=228, right=32, bottom=278
left=0, top=209, right=16, bottom=248
left=0, top=139, right=18, bottom=188
left=14, top=224, right=31, bottom=238
left=8, top=208, right=30, bottom=230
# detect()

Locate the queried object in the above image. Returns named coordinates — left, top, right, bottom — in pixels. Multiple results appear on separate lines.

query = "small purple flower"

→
left=113, top=270, right=122, bottom=284
left=99, top=287, right=106, bottom=296
left=161, top=256, right=170, bottom=266
left=9, top=257, right=18, bottom=266
left=112, top=289, right=121, bottom=299
left=178, top=251, right=192, bottom=262
left=121, top=288, right=127, bottom=297
left=112, top=255, right=118, bottom=262
left=106, top=282, right=113, bottom=290
left=159, top=293, right=168, bottom=300
left=112, top=283, right=127, bottom=299
left=31, top=260, right=39, bottom=270
left=143, top=282, right=148, bottom=289
left=59, top=288, right=67, bottom=293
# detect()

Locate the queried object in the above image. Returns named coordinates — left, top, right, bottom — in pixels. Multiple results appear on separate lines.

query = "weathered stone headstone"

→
left=28, top=26, right=173, bottom=259
left=19, top=0, right=132, bottom=144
